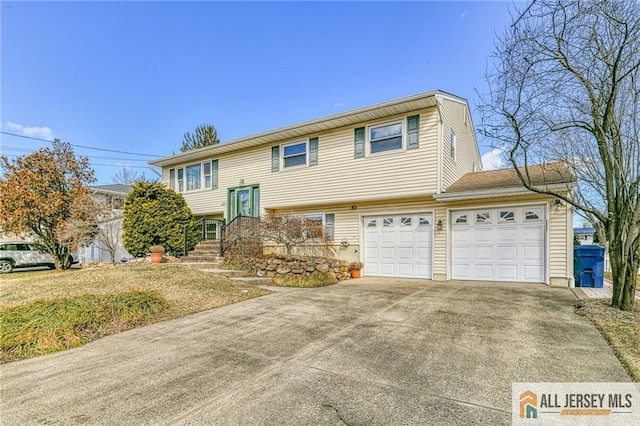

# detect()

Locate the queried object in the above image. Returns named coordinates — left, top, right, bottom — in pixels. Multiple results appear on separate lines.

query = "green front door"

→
left=228, top=185, right=259, bottom=219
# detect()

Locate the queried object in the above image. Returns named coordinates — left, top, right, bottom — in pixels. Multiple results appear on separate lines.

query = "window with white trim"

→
left=453, top=212, right=468, bottom=224
left=524, top=208, right=542, bottom=221
left=476, top=212, right=491, bottom=224
left=369, top=120, right=403, bottom=154
left=169, top=160, right=217, bottom=193
left=300, top=213, right=334, bottom=240
left=450, top=131, right=457, bottom=161
left=282, top=140, right=308, bottom=168
left=499, top=211, right=515, bottom=222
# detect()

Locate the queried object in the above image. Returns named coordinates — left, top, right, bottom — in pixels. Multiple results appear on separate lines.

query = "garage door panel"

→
left=398, top=247, right=414, bottom=260
left=381, top=247, right=395, bottom=259
left=474, top=228, right=492, bottom=244
left=497, top=228, right=518, bottom=243
left=474, top=246, right=493, bottom=261
left=474, top=264, right=494, bottom=280
left=523, top=246, right=544, bottom=262
left=398, top=231, right=414, bottom=244
left=497, top=265, right=518, bottom=280
left=416, top=247, right=430, bottom=260
left=523, top=265, right=544, bottom=281
left=452, top=206, right=545, bottom=283
left=497, top=246, right=518, bottom=261
left=381, top=232, right=395, bottom=244
left=363, top=213, right=432, bottom=279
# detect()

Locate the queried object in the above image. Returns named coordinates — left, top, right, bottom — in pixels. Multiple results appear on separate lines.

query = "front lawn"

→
left=0, top=264, right=271, bottom=362
left=576, top=299, right=640, bottom=381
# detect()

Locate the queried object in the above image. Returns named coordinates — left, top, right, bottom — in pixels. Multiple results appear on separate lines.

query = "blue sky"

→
left=1, top=1, right=516, bottom=185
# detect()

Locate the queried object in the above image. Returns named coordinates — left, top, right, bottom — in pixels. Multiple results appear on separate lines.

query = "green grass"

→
left=1, top=291, right=168, bottom=362
left=272, top=273, right=338, bottom=288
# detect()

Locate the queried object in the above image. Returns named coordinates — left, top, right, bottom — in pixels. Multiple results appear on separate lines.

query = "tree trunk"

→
left=609, top=234, right=639, bottom=311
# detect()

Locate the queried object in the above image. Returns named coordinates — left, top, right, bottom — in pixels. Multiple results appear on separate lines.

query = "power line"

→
left=1, top=145, right=149, bottom=162
left=0, top=131, right=162, bottom=158
left=0, top=153, right=151, bottom=169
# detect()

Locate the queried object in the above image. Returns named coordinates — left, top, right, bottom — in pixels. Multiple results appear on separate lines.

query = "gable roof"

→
left=149, top=90, right=468, bottom=168
left=90, top=184, right=132, bottom=194
left=445, top=162, right=575, bottom=193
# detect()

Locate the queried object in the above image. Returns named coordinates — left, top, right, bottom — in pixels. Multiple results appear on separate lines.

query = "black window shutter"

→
left=271, top=146, right=280, bottom=172
left=354, top=127, right=365, bottom=158
left=407, top=115, right=420, bottom=149
left=309, top=137, right=318, bottom=166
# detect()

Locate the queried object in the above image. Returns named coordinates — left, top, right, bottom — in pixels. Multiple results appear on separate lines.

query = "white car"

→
left=0, top=242, right=79, bottom=273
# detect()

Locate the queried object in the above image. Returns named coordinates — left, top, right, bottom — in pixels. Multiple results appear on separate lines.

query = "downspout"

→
left=435, top=94, right=444, bottom=195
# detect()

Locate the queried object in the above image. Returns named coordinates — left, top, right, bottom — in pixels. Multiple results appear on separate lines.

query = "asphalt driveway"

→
left=0, top=278, right=631, bottom=425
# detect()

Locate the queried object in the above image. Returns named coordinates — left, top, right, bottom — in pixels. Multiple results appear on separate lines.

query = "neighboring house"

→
left=149, top=90, right=576, bottom=286
left=574, top=225, right=596, bottom=245
left=79, top=184, right=132, bottom=263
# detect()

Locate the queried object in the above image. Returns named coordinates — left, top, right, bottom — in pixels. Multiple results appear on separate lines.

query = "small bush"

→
left=272, top=273, right=338, bottom=288
left=0, top=291, right=168, bottom=362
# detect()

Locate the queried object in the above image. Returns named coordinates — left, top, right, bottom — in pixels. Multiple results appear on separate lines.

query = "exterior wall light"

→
left=437, top=219, right=443, bottom=232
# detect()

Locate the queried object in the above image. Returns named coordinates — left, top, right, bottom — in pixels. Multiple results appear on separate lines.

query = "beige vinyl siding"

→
left=440, top=98, right=481, bottom=191
left=549, top=199, right=571, bottom=285
left=164, top=108, right=439, bottom=217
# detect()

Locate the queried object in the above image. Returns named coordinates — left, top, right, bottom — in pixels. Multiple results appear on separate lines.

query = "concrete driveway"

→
left=0, top=278, right=630, bottom=425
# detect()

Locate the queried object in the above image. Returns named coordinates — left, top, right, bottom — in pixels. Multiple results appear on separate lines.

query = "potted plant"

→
left=349, top=261, right=364, bottom=278
left=149, top=245, right=165, bottom=264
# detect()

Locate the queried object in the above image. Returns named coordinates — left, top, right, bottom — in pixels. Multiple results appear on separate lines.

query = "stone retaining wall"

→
left=225, top=254, right=352, bottom=281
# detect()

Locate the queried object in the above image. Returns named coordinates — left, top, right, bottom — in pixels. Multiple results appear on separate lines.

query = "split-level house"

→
left=150, top=91, right=575, bottom=286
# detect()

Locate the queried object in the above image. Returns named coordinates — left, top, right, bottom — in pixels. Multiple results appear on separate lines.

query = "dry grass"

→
left=0, top=264, right=271, bottom=362
left=576, top=299, right=640, bottom=381
left=1, top=263, right=270, bottom=317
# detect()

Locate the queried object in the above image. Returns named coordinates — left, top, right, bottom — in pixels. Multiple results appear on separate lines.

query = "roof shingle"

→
left=445, top=162, right=575, bottom=193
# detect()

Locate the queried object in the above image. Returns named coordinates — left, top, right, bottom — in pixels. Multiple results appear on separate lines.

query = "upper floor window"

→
left=369, top=121, right=403, bottom=154
left=169, top=160, right=218, bottom=193
left=450, top=131, right=457, bottom=161
left=283, top=141, right=308, bottom=168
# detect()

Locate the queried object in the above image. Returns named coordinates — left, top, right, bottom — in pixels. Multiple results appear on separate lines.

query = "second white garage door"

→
left=363, top=213, right=433, bottom=278
left=451, top=205, right=546, bottom=283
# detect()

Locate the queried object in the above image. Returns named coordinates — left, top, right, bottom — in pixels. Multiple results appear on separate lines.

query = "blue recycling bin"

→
left=574, top=245, right=605, bottom=288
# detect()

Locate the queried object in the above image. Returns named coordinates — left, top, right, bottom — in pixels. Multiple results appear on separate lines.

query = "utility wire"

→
left=1, top=145, right=148, bottom=162
left=0, top=153, right=150, bottom=168
left=1, top=131, right=162, bottom=158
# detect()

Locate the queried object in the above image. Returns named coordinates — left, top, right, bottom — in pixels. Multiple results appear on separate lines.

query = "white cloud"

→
left=481, top=148, right=505, bottom=171
left=2, top=121, right=55, bottom=140
left=460, top=10, right=470, bottom=19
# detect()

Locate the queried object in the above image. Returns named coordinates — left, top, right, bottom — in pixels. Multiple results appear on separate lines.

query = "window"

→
left=453, top=213, right=468, bottom=224
left=419, top=217, right=430, bottom=226
left=282, top=141, right=308, bottom=168
left=169, top=160, right=217, bottom=193
left=450, top=131, right=457, bottom=161
left=476, top=212, right=491, bottom=224
left=499, top=211, right=515, bottom=222
left=369, top=121, right=403, bottom=154
left=401, top=217, right=412, bottom=226
left=524, top=209, right=542, bottom=221
left=186, top=164, right=201, bottom=191
left=367, top=219, right=377, bottom=228
left=383, top=217, right=394, bottom=227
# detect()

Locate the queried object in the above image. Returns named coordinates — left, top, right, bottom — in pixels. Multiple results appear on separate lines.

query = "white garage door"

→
left=451, top=206, right=545, bottom=283
left=363, top=213, right=433, bottom=278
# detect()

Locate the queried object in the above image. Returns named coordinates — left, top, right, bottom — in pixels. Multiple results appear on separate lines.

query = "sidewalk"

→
left=572, top=278, right=640, bottom=300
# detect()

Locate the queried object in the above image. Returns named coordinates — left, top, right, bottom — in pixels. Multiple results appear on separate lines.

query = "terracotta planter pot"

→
left=351, top=269, right=361, bottom=278
left=150, top=253, right=163, bottom=264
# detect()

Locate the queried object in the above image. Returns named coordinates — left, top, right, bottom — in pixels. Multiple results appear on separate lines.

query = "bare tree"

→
left=93, top=208, right=124, bottom=263
left=111, top=167, right=142, bottom=185
left=261, top=212, right=334, bottom=256
left=478, top=0, right=639, bottom=310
